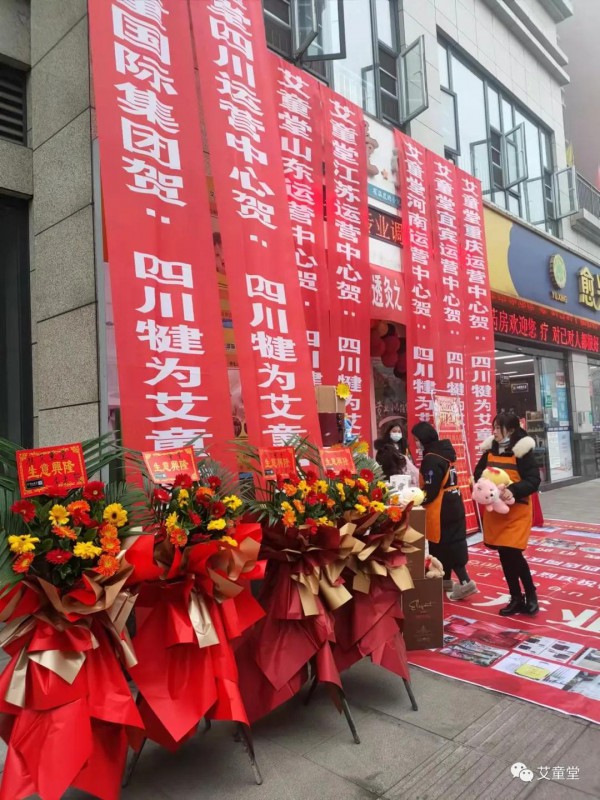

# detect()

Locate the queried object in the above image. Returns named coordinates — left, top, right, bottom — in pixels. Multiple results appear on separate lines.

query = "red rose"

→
left=153, top=488, right=171, bottom=504
left=360, top=469, right=374, bottom=482
left=174, top=474, right=193, bottom=490
left=83, top=481, right=105, bottom=501
left=208, top=476, right=222, bottom=489
left=211, top=501, right=227, bottom=519
left=46, top=549, right=73, bottom=565
left=371, top=488, right=383, bottom=502
left=305, top=469, right=318, bottom=486
left=10, top=500, right=36, bottom=523
left=189, top=512, right=202, bottom=527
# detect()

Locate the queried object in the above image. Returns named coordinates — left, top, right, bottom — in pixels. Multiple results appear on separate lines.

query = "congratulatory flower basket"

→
left=0, top=435, right=149, bottom=800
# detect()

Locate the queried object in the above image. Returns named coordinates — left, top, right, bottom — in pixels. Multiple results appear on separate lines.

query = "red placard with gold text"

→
left=17, top=444, right=87, bottom=497
left=190, top=0, right=321, bottom=450
left=271, top=54, right=329, bottom=386
left=456, top=167, right=496, bottom=470
left=88, top=0, right=234, bottom=466
left=322, top=86, right=371, bottom=441
left=394, top=131, right=440, bottom=451
left=259, top=447, right=298, bottom=481
left=319, top=447, right=355, bottom=475
left=142, top=446, right=199, bottom=484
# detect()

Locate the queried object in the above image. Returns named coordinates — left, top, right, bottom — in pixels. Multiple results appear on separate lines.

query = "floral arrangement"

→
left=8, top=482, right=134, bottom=585
left=148, top=472, right=244, bottom=551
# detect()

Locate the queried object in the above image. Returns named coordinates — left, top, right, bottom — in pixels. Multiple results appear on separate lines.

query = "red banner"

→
left=426, top=153, right=465, bottom=402
left=371, top=266, right=406, bottom=325
left=322, top=87, right=371, bottom=441
left=190, top=0, right=321, bottom=449
left=88, top=0, right=233, bottom=464
left=394, top=131, right=440, bottom=446
left=456, top=168, right=496, bottom=468
left=271, top=55, right=329, bottom=386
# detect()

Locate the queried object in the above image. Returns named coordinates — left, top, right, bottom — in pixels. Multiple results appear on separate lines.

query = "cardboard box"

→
left=402, top=577, right=444, bottom=651
left=402, top=507, right=426, bottom=579
left=315, top=385, right=346, bottom=414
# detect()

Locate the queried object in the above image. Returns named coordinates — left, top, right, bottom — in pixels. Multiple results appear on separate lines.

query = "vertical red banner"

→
left=456, top=169, right=496, bottom=469
left=190, top=0, right=321, bottom=448
left=88, top=0, right=234, bottom=465
left=394, top=131, right=440, bottom=447
left=322, top=88, right=370, bottom=441
left=271, top=55, right=329, bottom=386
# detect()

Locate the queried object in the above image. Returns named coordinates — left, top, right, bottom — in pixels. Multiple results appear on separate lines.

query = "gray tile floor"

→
left=9, top=480, right=600, bottom=799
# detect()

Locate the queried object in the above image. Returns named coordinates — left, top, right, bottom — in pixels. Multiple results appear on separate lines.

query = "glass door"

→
left=539, top=355, right=574, bottom=481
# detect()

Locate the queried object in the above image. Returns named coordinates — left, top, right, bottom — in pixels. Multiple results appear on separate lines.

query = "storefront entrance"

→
left=495, top=344, right=575, bottom=484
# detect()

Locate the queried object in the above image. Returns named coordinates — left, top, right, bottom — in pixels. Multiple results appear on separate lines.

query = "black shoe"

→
left=499, top=595, right=526, bottom=616
left=523, top=590, right=539, bottom=615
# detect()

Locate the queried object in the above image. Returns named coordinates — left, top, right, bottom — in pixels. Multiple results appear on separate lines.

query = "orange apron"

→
left=482, top=453, right=532, bottom=550
left=420, top=459, right=457, bottom=544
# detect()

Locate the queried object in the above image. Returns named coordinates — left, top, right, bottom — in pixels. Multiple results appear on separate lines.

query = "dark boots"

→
left=499, top=595, right=526, bottom=616
left=499, top=591, right=539, bottom=616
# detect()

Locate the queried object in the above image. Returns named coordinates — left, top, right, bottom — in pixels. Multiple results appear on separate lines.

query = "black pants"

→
left=429, top=539, right=470, bottom=584
left=498, top=546, right=535, bottom=596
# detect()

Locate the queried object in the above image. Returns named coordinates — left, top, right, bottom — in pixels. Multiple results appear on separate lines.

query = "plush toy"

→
left=472, top=477, right=514, bottom=514
left=397, top=486, right=425, bottom=508
left=425, top=554, right=444, bottom=579
left=482, top=467, right=512, bottom=488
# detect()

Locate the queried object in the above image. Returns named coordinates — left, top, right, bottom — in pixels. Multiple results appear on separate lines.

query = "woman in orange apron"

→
left=412, top=422, right=476, bottom=601
left=474, top=413, right=541, bottom=616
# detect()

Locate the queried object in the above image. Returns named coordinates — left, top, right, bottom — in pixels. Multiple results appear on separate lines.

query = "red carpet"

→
left=408, top=520, right=600, bottom=724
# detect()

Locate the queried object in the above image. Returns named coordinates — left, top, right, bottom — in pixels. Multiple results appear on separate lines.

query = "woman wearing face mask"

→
left=374, top=421, right=419, bottom=483
left=473, top=413, right=541, bottom=616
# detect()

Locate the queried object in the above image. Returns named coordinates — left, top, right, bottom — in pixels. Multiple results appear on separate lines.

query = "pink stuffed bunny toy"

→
left=472, top=477, right=514, bottom=514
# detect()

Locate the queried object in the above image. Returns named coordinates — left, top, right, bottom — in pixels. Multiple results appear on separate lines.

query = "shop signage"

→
left=371, top=265, right=405, bottom=324
left=368, top=207, right=403, bottom=247
left=17, top=444, right=87, bottom=497
left=510, top=383, right=529, bottom=394
left=578, top=267, right=600, bottom=311
left=549, top=254, right=567, bottom=303
left=492, top=293, right=600, bottom=354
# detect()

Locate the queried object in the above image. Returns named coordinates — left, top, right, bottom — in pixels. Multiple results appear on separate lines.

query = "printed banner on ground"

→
left=322, top=87, right=371, bottom=441
left=190, top=0, right=321, bottom=449
left=88, top=0, right=234, bottom=465
left=409, top=522, right=600, bottom=725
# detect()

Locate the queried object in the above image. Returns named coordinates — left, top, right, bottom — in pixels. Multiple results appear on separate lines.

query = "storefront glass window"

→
left=589, top=359, right=600, bottom=474
left=539, top=356, right=574, bottom=481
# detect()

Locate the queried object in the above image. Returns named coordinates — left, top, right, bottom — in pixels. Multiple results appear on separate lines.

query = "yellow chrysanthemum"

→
left=73, top=541, right=102, bottom=559
left=317, top=516, right=331, bottom=526
left=355, top=441, right=369, bottom=454
left=220, top=535, right=238, bottom=547
left=49, top=504, right=69, bottom=527
left=297, top=480, right=308, bottom=494
left=344, top=478, right=356, bottom=488
left=316, top=480, right=329, bottom=494
left=354, top=504, right=366, bottom=513
left=370, top=501, right=386, bottom=513
left=336, top=483, right=346, bottom=500
left=223, top=495, right=242, bottom=511
left=357, top=478, right=369, bottom=491
left=336, top=382, right=351, bottom=399
left=207, top=518, right=227, bottom=531
left=8, top=534, right=40, bottom=555
left=177, top=488, right=190, bottom=508
left=103, top=503, right=128, bottom=528
left=377, top=481, right=387, bottom=490
left=165, top=512, right=179, bottom=533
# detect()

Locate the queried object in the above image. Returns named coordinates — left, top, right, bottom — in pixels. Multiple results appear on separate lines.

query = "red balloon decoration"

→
left=371, top=338, right=385, bottom=357
left=383, top=335, right=400, bottom=354
left=395, top=352, right=407, bottom=372
left=381, top=350, right=397, bottom=368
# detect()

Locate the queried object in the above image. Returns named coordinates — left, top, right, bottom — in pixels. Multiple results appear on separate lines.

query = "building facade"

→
left=1, top=0, right=599, bottom=485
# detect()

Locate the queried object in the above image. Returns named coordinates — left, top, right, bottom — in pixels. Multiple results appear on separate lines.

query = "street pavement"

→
left=10, top=480, right=600, bottom=799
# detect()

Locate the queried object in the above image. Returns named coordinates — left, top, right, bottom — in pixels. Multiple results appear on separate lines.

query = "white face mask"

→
left=390, top=432, right=402, bottom=443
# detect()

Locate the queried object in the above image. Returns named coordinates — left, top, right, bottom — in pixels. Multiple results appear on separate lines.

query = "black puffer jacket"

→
left=473, top=430, right=540, bottom=500
left=420, top=439, right=466, bottom=543
left=374, top=439, right=407, bottom=479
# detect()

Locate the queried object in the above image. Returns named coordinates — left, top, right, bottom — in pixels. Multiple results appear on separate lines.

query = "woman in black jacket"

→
left=374, top=421, right=418, bottom=482
left=474, top=413, right=541, bottom=616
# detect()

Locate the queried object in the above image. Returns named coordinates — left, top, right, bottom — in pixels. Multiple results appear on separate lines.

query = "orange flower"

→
left=99, top=522, right=118, bottom=539
left=93, top=554, right=119, bottom=578
left=282, top=510, right=297, bottom=528
left=169, top=528, right=188, bottom=547
left=326, top=498, right=336, bottom=508
left=293, top=499, right=305, bottom=514
left=358, top=494, right=370, bottom=506
left=12, top=553, right=34, bottom=573
left=283, top=483, right=297, bottom=497
left=386, top=506, right=402, bottom=523
left=67, top=500, right=90, bottom=515
left=101, top=536, right=121, bottom=554
left=389, top=495, right=401, bottom=506
left=52, top=526, right=78, bottom=540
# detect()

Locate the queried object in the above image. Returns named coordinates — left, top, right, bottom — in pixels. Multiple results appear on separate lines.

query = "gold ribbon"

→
left=348, top=524, right=417, bottom=595
left=188, top=590, right=220, bottom=648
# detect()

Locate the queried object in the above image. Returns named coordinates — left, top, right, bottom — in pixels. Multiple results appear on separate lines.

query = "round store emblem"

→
left=549, top=254, right=567, bottom=290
